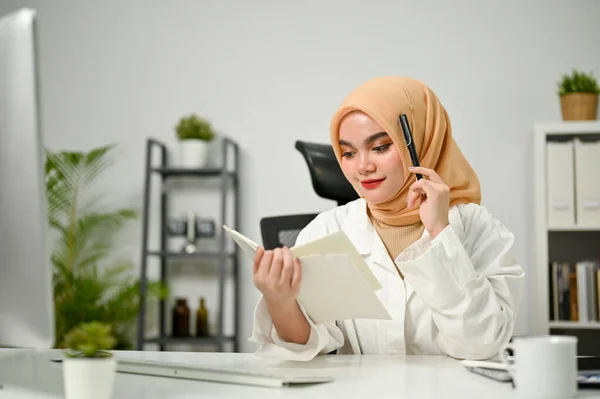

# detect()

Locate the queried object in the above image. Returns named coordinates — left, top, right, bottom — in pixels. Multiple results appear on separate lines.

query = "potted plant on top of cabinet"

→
left=175, top=113, right=216, bottom=168
left=62, top=321, right=117, bottom=399
left=558, top=69, right=599, bottom=120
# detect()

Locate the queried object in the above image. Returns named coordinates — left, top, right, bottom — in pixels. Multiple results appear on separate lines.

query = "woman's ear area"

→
left=330, top=108, right=354, bottom=161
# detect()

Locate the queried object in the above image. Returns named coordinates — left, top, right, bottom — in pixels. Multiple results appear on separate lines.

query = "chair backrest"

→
left=260, top=213, right=318, bottom=250
left=295, top=140, right=359, bottom=206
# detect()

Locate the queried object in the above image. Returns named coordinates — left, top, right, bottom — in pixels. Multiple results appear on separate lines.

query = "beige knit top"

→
left=368, top=211, right=425, bottom=279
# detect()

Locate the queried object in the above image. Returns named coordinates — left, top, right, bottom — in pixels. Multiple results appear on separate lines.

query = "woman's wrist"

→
left=428, top=222, right=449, bottom=239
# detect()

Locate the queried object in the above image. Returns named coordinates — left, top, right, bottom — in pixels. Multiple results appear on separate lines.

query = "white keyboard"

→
left=116, top=358, right=334, bottom=388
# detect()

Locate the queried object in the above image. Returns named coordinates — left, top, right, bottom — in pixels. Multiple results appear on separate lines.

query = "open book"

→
left=223, top=225, right=391, bottom=324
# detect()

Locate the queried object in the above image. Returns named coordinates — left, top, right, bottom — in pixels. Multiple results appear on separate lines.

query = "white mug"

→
left=499, top=335, right=578, bottom=398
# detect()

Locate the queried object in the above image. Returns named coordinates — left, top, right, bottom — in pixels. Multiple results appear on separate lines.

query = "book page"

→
left=290, top=231, right=381, bottom=291
left=222, top=225, right=382, bottom=291
left=223, top=225, right=258, bottom=260
left=298, top=253, right=391, bottom=323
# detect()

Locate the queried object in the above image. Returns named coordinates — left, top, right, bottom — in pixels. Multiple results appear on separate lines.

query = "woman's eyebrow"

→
left=364, top=132, right=388, bottom=144
left=339, top=132, right=388, bottom=148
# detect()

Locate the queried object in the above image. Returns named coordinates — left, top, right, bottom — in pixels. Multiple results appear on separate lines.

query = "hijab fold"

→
left=329, top=76, right=481, bottom=226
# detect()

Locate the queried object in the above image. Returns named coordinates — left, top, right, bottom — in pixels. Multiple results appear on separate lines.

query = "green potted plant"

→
left=62, top=322, right=117, bottom=399
left=175, top=113, right=216, bottom=168
left=45, top=144, right=166, bottom=351
left=558, top=69, right=599, bottom=120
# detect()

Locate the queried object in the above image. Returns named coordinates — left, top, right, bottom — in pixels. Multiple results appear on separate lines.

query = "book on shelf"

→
left=222, top=225, right=392, bottom=324
left=549, top=260, right=600, bottom=323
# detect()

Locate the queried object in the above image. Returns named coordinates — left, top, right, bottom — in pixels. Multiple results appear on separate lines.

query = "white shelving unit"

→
left=532, top=121, right=600, bottom=342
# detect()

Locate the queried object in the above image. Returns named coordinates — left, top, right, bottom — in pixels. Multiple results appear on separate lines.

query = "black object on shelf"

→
left=196, top=297, right=209, bottom=337
left=136, top=137, right=240, bottom=352
left=172, top=297, right=191, bottom=337
left=167, top=216, right=216, bottom=238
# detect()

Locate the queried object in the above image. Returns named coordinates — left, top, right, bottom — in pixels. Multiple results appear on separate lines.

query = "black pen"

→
left=398, top=114, right=422, bottom=180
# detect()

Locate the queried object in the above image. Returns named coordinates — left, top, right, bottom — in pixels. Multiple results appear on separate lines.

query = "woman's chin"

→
left=361, top=191, right=390, bottom=206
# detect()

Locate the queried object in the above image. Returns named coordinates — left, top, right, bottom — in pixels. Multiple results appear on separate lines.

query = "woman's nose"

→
left=357, top=154, right=376, bottom=174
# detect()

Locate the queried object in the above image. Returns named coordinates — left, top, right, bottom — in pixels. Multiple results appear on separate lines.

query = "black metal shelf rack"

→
left=136, top=137, right=240, bottom=352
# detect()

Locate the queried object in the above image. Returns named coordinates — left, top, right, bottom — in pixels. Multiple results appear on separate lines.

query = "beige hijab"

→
left=329, top=76, right=481, bottom=226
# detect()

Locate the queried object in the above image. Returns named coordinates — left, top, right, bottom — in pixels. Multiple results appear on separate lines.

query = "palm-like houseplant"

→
left=45, top=144, right=165, bottom=350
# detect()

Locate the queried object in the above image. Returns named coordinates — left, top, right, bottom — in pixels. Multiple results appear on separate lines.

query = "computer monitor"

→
left=0, top=8, right=54, bottom=349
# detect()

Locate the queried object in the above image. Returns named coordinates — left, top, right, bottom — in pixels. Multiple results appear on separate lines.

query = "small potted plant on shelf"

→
left=62, top=321, right=118, bottom=399
left=558, top=69, right=599, bottom=120
left=175, top=113, right=216, bottom=168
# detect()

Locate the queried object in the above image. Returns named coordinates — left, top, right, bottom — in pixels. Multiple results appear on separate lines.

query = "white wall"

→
left=2, top=0, right=599, bottom=352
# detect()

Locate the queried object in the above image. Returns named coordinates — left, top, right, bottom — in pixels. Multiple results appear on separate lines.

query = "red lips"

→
left=360, top=178, right=385, bottom=189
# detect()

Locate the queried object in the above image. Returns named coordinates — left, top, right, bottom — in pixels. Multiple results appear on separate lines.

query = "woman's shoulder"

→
left=294, top=198, right=366, bottom=245
left=315, top=197, right=366, bottom=223
left=452, top=202, right=515, bottom=243
left=454, top=202, right=505, bottom=225
left=453, top=202, right=488, bottom=222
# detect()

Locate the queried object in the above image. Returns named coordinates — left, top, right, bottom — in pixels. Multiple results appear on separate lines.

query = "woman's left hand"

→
left=406, top=166, right=450, bottom=239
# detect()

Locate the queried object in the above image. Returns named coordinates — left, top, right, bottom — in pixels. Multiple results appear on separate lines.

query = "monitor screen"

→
left=0, top=8, right=54, bottom=349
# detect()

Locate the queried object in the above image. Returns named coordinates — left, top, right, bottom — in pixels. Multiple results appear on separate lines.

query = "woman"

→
left=249, top=76, right=525, bottom=361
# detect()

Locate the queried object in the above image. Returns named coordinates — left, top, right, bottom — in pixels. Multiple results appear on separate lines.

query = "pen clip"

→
left=398, top=113, right=423, bottom=181
left=398, top=114, right=412, bottom=147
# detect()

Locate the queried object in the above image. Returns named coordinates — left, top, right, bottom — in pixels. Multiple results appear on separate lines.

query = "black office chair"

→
left=259, top=141, right=359, bottom=250
left=259, top=141, right=353, bottom=355
left=294, top=140, right=359, bottom=206
left=259, top=213, right=318, bottom=250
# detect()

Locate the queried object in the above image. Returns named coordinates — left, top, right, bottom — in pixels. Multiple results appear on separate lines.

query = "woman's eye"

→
left=373, top=144, right=392, bottom=153
left=342, top=151, right=355, bottom=158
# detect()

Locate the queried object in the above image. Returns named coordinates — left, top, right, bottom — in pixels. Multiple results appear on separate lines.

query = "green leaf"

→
left=46, top=144, right=168, bottom=350
left=558, top=69, right=600, bottom=95
left=63, top=322, right=117, bottom=357
left=175, top=114, right=216, bottom=141
left=82, top=145, right=115, bottom=187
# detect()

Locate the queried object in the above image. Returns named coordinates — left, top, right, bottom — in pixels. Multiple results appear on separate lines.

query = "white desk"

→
left=1, top=349, right=599, bottom=398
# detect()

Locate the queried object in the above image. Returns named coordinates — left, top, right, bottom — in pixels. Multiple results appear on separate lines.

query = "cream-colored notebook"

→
left=222, top=225, right=391, bottom=324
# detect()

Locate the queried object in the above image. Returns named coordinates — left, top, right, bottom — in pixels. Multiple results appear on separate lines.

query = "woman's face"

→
left=338, top=111, right=405, bottom=205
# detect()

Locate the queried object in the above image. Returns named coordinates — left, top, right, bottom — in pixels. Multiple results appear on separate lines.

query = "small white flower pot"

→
left=179, top=139, right=209, bottom=168
left=63, top=357, right=117, bottom=399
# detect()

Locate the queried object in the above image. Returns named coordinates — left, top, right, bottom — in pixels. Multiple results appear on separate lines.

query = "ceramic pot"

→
left=63, top=356, right=116, bottom=399
left=179, top=139, right=209, bottom=168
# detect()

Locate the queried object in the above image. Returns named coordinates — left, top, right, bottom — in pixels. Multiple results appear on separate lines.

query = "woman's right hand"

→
left=252, top=246, right=302, bottom=305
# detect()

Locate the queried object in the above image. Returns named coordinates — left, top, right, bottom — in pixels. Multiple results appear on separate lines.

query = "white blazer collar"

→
left=341, top=199, right=374, bottom=256
left=341, top=199, right=465, bottom=259
left=340, top=200, right=466, bottom=301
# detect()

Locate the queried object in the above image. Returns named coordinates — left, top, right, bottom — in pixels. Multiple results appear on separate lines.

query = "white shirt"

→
left=249, top=199, right=525, bottom=361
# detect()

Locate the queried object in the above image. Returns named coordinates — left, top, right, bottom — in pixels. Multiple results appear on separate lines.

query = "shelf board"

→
left=549, top=321, right=600, bottom=330
left=152, top=167, right=235, bottom=178
left=535, top=121, right=600, bottom=135
left=144, top=336, right=236, bottom=345
left=147, top=251, right=235, bottom=260
left=548, top=225, right=600, bottom=232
